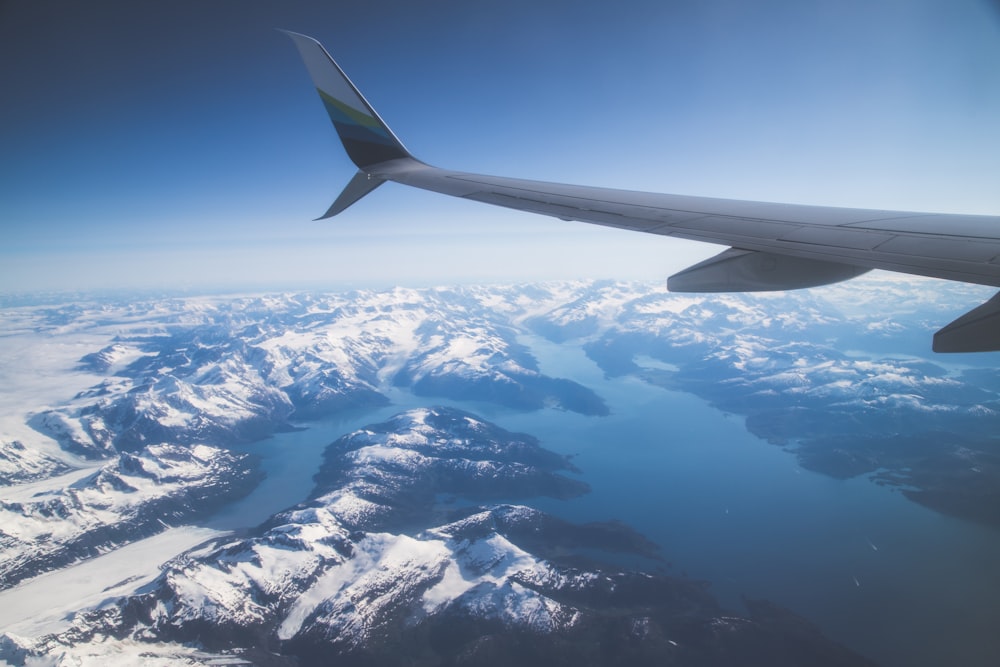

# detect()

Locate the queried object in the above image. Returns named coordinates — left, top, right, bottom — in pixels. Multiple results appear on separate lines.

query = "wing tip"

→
left=283, top=30, right=413, bottom=170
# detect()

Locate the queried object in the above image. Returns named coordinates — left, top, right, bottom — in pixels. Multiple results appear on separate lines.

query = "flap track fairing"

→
left=667, top=248, right=870, bottom=293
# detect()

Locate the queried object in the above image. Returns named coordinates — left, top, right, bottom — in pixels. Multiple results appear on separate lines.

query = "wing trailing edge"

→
left=283, top=32, right=1000, bottom=352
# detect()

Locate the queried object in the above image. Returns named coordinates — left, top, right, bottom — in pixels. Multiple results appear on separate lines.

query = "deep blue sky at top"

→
left=2, top=0, right=999, bottom=292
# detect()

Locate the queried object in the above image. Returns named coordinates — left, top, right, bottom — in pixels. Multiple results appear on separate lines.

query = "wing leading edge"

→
left=282, top=31, right=1000, bottom=353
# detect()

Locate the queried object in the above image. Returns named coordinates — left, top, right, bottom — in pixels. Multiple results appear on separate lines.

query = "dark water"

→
left=208, top=333, right=1000, bottom=667
left=494, top=334, right=1000, bottom=667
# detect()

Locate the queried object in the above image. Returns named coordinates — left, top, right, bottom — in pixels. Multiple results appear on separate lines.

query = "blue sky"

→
left=2, top=0, right=999, bottom=292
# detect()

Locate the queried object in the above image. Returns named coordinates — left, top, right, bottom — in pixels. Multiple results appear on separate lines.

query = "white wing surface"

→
left=283, top=31, right=1000, bottom=353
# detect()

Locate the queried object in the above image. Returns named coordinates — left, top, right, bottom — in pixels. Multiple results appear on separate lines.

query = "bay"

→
left=199, top=332, right=1000, bottom=667
left=492, top=333, right=1000, bottom=667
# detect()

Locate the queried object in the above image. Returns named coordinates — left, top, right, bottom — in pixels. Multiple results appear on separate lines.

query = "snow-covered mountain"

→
left=0, top=444, right=259, bottom=589
left=0, top=286, right=609, bottom=595
left=1, top=278, right=998, bottom=665
left=5, top=408, right=873, bottom=666
left=4, top=279, right=999, bottom=553
left=525, top=280, right=1000, bottom=527
left=25, top=287, right=607, bottom=462
left=0, top=440, right=70, bottom=486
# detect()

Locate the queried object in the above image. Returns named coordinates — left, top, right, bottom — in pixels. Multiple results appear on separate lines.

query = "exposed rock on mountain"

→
left=5, top=409, right=874, bottom=666
left=0, top=444, right=260, bottom=589
left=0, top=440, right=70, bottom=485
left=309, top=407, right=589, bottom=531
left=526, top=281, right=1000, bottom=529
left=29, top=288, right=605, bottom=463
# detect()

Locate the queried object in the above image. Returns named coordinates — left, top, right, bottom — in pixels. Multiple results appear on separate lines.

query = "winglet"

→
left=282, top=30, right=412, bottom=172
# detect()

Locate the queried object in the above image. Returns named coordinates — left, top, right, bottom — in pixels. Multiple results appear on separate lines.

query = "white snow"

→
left=278, top=532, right=437, bottom=640
left=0, top=526, right=222, bottom=637
left=1, top=278, right=996, bottom=660
left=1, top=463, right=103, bottom=504
left=9, top=638, right=241, bottom=666
left=0, top=444, right=244, bottom=593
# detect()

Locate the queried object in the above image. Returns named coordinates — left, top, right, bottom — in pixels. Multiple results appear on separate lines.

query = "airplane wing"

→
left=283, top=31, right=1000, bottom=353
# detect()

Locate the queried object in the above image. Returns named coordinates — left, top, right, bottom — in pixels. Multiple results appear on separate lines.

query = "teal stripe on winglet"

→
left=318, top=89, right=389, bottom=137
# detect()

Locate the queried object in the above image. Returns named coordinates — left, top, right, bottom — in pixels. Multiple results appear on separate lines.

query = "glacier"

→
left=1, top=278, right=998, bottom=665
